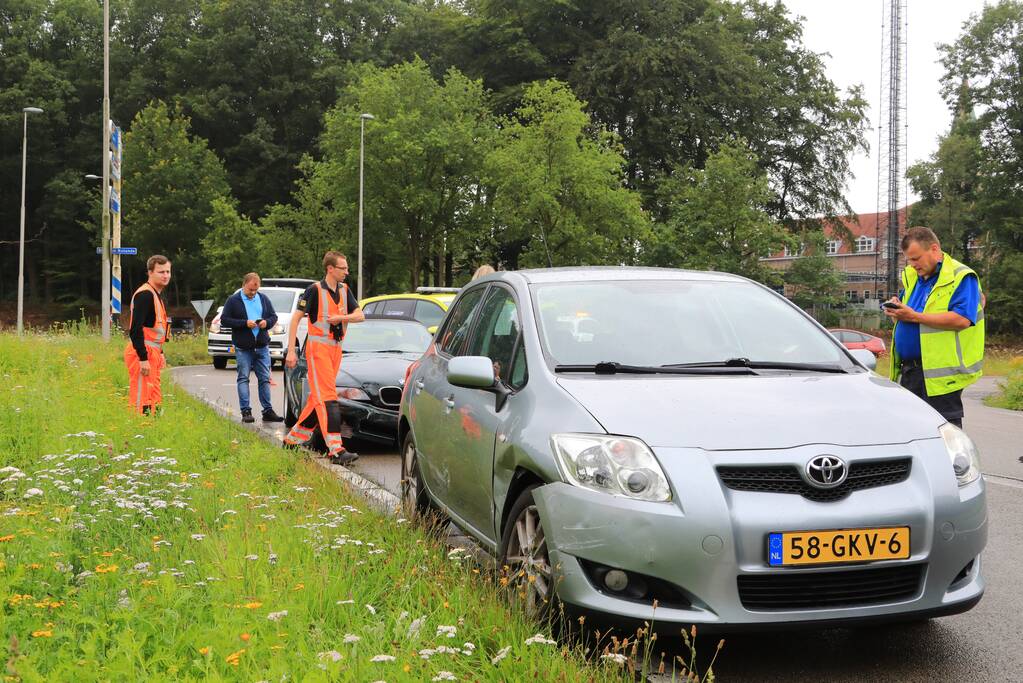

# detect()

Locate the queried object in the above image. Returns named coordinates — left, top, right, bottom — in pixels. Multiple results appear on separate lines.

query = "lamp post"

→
left=17, top=106, right=44, bottom=336
left=357, top=112, right=375, bottom=300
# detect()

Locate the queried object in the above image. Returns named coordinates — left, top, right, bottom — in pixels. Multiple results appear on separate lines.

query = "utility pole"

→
left=100, top=0, right=111, bottom=341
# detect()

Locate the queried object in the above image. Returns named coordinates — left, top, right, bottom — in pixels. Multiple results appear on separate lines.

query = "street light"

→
left=358, top=112, right=375, bottom=300
left=17, top=106, right=44, bottom=336
left=85, top=174, right=102, bottom=181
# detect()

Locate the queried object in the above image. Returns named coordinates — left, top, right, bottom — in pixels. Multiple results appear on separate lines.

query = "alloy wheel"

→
left=503, top=504, right=552, bottom=618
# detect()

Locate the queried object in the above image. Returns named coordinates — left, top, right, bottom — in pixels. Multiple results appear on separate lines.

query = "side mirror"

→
left=447, top=356, right=496, bottom=388
left=850, top=348, right=877, bottom=371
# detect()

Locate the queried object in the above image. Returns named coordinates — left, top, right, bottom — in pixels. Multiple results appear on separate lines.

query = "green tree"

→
left=486, top=80, right=647, bottom=269
left=123, top=100, right=232, bottom=304
left=784, top=232, right=846, bottom=314
left=649, top=141, right=791, bottom=284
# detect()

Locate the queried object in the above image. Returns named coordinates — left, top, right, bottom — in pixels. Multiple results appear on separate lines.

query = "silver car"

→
left=207, top=280, right=314, bottom=369
left=399, top=267, right=986, bottom=629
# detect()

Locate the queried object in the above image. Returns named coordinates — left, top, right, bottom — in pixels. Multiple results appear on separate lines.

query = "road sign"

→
left=110, top=125, right=120, bottom=151
left=112, top=247, right=137, bottom=255
left=191, top=299, right=215, bottom=335
left=110, top=188, right=120, bottom=214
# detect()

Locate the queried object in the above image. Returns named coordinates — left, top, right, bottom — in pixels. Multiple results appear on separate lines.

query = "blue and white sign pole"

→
left=110, top=124, right=123, bottom=321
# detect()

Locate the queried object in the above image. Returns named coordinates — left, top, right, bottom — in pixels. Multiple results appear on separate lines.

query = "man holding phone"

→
left=220, top=273, right=285, bottom=424
left=883, top=227, right=984, bottom=428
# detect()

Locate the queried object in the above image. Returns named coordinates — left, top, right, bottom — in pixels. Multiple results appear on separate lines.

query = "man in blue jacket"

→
left=220, top=273, right=285, bottom=424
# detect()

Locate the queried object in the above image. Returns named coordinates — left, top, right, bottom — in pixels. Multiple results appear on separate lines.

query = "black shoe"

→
left=329, top=450, right=359, bottom=466
left=262, top=409, right=284, bottom=423
left=241, top=408, right=255, bottom=424
left=281, top=439, right=300, bottom=451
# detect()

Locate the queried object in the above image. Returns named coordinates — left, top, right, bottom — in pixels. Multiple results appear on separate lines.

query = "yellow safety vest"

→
left=889, top=253, right=984, bottom=396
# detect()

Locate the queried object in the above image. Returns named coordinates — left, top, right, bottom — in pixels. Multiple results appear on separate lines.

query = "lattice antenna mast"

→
left=876, top=0, right=908, bottom=297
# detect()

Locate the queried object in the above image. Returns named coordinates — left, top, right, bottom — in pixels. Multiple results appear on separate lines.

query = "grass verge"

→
left=984, top=370, right=1023, bottom=410
left=0, top=331, right=658, bottom=680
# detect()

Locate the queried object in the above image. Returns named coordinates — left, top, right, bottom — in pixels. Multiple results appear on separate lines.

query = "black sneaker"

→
left=262, top=408, right=285, bottom=423
left=241, top=408, right=255, bottom=424
left=329, top=450, right=359, bottom=466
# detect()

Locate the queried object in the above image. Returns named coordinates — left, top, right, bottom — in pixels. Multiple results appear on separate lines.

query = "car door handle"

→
left=414, top=380, right=424, bottom=392
left=443, top=397, right=455, bottom=411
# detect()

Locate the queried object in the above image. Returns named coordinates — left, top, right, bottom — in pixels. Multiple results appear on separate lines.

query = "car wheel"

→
left=499, top=485, right=556, bottom=621
left=400, top=431, right=436, bottom=519
left=212, top=356, right=227, bottom=370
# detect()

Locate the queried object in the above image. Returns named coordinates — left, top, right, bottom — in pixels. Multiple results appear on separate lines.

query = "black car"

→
left=283, top=317, right=433, bottom=446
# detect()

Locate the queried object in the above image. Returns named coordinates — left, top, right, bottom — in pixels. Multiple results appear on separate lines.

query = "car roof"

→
left=360, top=292, right=456, bottom=307
left=474, top=266, right=750, bottom=285
left=259, top=278, right=317, bottom=289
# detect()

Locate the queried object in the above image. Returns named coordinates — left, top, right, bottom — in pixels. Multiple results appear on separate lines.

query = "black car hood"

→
left=335, top=352, right=421, bottom=388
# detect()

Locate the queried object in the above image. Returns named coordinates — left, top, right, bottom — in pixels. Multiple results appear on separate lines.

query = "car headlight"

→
left=940, top=423, right=981, bottom=486
left=337, top=386, right=370, bottom=401
left=550, top=434, right=671, bottom=502
left=272, top=323, right=285, bottom=335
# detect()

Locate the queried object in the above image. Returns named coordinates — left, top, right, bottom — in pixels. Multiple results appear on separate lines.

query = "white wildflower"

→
left=365, top=604, right=376, bottom=615
left=432, top=672, right=457, bottom=681
left=491, top=645, right=512, bottom=664
left=343, top=634, right=361, bottom=644
left=190, top=534, right=206, bottom=541
left=133, top=562, right=151, bottom=572
left=369, top=654, right=395, bottom=663
left=436, top=625, right=457, bottom=639
left=23, top=488, right=44, bottom=499
left=407, top=616, right=426, bottom=638
left=244, top=554, right=259, bottom=561
left=524, top=634, right=556, bottom=646
left=336, top=599, right=355, bottom=605
left=317, top=650, right=343, bottom=662
left=267, top=610, right=288, bottom=622
left=601, top=653, right=628, bottom=665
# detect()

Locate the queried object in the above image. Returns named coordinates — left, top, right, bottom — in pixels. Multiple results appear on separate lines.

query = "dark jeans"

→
left=899, top=360, right=964, bottom=428
left=236, top=345, right=272, bottom=413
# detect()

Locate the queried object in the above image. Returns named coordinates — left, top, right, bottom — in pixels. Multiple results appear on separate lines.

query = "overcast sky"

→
left=777, top=0, right=991, bottom=215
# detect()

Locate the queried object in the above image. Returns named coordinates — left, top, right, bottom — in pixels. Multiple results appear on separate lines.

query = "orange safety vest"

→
left=305, top=280, right=347, bottom=348
left=124, top=282, right=168, bottom=413
left=129, top=282, right=168, bottom=353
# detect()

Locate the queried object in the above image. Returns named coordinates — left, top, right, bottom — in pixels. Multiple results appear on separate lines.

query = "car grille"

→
left=716, top=458, right=912, bottom=503
left=378, top=386, right=403, bottom=407
left=738, top=564, right=924, bottom=610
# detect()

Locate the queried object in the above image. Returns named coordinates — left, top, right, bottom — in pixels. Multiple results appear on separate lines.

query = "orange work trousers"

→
left=285, top=340, right=345, bottom=455
left=124, top=344, right=165, bottom=413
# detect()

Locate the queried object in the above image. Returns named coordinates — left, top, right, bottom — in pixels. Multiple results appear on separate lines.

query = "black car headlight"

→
left=551, top=434, right=671, bottom=502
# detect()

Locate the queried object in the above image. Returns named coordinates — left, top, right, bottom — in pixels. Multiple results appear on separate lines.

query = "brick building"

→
left=762, top=207, right=910, bottom=303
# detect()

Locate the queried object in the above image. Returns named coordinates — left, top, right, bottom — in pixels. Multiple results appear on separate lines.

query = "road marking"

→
left=984, top=473, right=1023, bottom=489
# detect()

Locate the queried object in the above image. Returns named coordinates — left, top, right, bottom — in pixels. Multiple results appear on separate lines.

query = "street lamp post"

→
left=357, top=113, right=375, bottom=300
left=17, top=106, right=44, bottom=336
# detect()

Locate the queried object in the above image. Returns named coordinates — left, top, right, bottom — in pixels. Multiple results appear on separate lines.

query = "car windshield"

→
left=533, top=279, right=851, bottom=369
left=342, top=320, right=433, bottom=353
left=262, top=289, right=297, bottom=314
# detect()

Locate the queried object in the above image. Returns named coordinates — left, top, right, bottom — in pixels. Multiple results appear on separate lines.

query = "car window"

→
left=342, top=320, right=433, bottom=353
left=465, top=287, right=520, bottom=383
left=854, top=332, right=872, bottom=343
left=382, top=299, right=416, bottom=318
left=413, top=300, right=446, bottom=329
left=832, top=330, right=849, bottom=342
left=534, top=280, right=851, bottom=367
left=438, top=287, right=487, bottom=356
left=262, top=289, right=297, bottom=314
left=509, top=338, right=528, bottom=390
left=363, top=302, right=379, bottom=314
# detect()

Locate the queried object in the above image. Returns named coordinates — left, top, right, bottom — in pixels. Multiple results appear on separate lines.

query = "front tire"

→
left=212, top=356, right=228, bottom=370
left=283, top=371, right=297, bottom=428
left=400, top=431, right=435, bottom=518
left=499, top=485, right=555, bottom=621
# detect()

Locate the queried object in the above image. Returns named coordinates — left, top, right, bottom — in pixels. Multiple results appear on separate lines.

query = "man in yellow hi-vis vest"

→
left=884, top=226, right=984, bottom=428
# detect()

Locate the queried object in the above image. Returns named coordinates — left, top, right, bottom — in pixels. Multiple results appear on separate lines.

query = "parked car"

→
left=829, top=328, right=886, bottom=356
left=207, top=279, right=316, bottom=369
left=169, top=316, right=196, bottom=335
left=399, top=267, right=986, bottom=630
left=360, top=287, right=459, bottom=333
left=283, top=317, right=433, bottom=445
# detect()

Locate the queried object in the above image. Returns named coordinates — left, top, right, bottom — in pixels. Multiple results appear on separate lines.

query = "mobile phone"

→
left=881, top=301, right=901, bottom=310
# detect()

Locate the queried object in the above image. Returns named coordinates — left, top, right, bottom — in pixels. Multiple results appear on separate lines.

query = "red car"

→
left=829, top=328, right=886, bottom=356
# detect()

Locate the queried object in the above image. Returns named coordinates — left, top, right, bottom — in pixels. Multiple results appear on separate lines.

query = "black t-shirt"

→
left=297, top=280, right=360, bottom=341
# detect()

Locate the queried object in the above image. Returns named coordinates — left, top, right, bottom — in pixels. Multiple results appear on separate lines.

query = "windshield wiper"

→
left=371, top=349, right=415, bottom=354
left=663, top=358, right=849, bottom=373
left=555, top=361, right=756, bottom=375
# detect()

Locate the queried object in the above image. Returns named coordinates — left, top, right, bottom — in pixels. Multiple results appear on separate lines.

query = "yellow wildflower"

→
left=225, top=649, right=246, bottom=666
left=243, top=601, right=263, bottom=610
left=95, top=564, right=118, bottom=574
left=199, top=647, right=210, bottom=656
left=31, top=630, right=53, bottom=638
left=293, top=583, right=305, bottom=591
left=240, top=633, right=251, bottom=642
left=0, top=535, right=15, bottom=543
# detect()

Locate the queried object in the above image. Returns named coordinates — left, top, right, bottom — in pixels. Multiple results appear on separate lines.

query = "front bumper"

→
left=208, top=335, right=287, bottom=360
left=531, top=439, right=986, bottom=629
left=338, top=398, right=400, bottom=445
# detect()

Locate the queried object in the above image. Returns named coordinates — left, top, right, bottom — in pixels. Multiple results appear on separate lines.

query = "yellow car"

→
left=359, top=287, right=459, bottom=333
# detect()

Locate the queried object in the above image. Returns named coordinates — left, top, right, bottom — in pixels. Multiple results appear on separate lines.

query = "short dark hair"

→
left=901, top=226, right=940, bottom=251
left=147, top=255, right=170, bottom=271
left=242, top=272, right=260, bottom=285
left=323, top=251, right=347, bottom=270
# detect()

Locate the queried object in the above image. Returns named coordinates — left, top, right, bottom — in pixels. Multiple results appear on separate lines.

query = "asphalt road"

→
left=172, top=364, right=1023, bottom=682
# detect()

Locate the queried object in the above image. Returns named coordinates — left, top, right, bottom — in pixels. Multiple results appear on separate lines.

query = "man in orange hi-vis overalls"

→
left=124, top=255, right=172, bottom=415
left=284, top=251, right=365, bottom=465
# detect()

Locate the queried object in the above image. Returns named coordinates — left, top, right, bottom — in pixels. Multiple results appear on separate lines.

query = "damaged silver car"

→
left=398, top=267, right=986, bottom=629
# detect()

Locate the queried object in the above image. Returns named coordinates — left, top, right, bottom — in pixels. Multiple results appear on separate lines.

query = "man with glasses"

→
left=283, top=251, right=365, bottom=464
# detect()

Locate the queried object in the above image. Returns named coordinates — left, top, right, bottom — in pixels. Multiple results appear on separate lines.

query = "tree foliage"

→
left=784, top=233, right=846, bottom=311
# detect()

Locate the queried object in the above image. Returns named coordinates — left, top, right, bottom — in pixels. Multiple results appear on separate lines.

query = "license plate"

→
left=767, top=527, right=910, bottom=566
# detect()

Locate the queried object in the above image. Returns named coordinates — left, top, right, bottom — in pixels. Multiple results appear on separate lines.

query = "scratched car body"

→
left=399, top=267, right=987, bottom=629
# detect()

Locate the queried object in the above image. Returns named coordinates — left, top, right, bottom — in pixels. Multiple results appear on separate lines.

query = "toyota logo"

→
left=805, top=455, right=848, bottom=489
